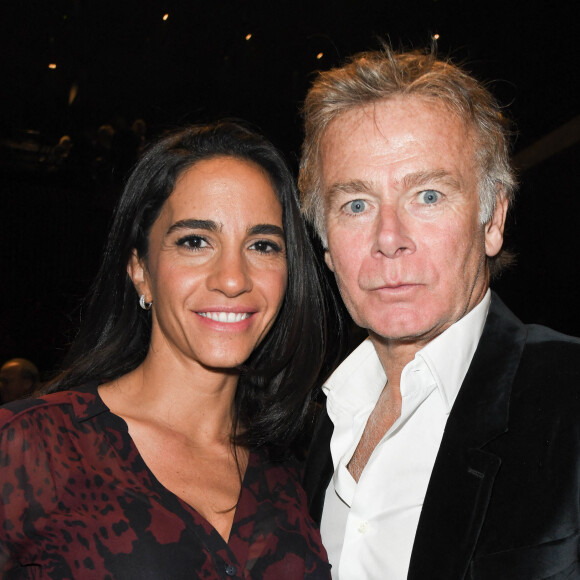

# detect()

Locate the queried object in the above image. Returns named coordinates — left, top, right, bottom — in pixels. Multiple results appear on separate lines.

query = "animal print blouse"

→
left=0, top=385, right=330, bottom=579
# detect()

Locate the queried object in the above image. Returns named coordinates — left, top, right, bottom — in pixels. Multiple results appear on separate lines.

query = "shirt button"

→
left=358, top=521, right=369, bottom=534
left=225, top=564, right=237, bottom=576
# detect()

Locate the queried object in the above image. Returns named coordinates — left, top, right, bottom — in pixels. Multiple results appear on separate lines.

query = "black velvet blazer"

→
left=303, top=293, right=580, bottom=579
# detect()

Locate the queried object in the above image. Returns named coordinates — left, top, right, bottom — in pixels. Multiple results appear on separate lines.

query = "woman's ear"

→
left=127, top=249, right=151, bottom=301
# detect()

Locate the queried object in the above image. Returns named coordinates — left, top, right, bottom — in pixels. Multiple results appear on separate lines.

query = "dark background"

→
left=1, top=0, right=579, bottom=379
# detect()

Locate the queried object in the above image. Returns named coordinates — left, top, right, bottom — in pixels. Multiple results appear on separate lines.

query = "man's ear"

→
left=127, top=249, right=151, bottom=301
left=485, top=192, right=509, bottom=258
left=324, top=249, right=335, bottom=272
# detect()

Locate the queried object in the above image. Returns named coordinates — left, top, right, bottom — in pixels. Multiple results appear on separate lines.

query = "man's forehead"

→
left=319, top=96, right=477, bottom=183
left=323, top=95, right=468, bottom=142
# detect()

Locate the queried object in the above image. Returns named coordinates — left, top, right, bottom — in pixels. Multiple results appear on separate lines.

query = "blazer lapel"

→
left=408, top=294, right=527, bottom=579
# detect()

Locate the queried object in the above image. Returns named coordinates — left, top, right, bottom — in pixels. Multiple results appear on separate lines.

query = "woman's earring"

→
left=139, top=294, right=152, bottom=310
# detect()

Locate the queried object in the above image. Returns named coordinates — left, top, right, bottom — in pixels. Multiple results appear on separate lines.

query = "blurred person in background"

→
left=0, top=357, right=39, bottom=403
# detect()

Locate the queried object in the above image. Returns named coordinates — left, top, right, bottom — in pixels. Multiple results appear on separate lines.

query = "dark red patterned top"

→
left=0, top=384, right=331, bottom=579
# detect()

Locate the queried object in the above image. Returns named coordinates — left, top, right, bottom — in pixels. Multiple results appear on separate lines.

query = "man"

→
left=299, top=47, right=580, bottom=579
left=0, top=358, right=40, bottom=404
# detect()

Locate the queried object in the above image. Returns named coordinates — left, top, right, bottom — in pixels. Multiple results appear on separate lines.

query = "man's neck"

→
left=347, top=380, right=402, bottom=481
left=346, top=334, right=420, bottom=481
left=369, top=335, right=426, bottom=392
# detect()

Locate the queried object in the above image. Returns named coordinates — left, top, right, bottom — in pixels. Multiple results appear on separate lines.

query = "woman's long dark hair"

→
left=48, top=121, right=346, bottom=455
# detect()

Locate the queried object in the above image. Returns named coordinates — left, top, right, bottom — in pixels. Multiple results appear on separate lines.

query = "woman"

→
left=0, top=122, right=338, bottom=578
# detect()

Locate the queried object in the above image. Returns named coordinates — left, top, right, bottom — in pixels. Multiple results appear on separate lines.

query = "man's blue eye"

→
left=420, top=190, right=440, bottom=204
left=348, top=200, right=366, bottom=213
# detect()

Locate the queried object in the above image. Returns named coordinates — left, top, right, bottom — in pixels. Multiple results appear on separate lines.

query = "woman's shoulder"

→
left=0, top=384, right=107, bottom=492
left=0, top=383, right=103, bottom=430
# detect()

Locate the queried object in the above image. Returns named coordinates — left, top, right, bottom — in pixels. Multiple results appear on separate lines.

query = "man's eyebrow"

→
left=248, top=224, right=285, bottom=237
left=400, top=170, right=462, bottom=190
left=325, top=180, right=372, bottom=204
left=166, top=219, right=220, bottom=235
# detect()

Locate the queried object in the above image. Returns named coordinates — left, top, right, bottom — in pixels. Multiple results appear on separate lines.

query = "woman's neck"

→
left=99, top=350, right=240, bottom=443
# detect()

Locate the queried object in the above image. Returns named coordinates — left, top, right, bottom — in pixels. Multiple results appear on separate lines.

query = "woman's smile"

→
left=129, top=155, right=288, bottom=370
left=196, top=311, right=253, bottom=323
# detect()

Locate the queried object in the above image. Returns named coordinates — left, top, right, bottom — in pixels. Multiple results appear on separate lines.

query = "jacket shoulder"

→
left=521, top=323, right=580, bottom=378
left=525, top=322, right=580, bottom=347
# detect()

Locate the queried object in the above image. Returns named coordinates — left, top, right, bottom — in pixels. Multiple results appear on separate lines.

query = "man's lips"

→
left=367, top=282, right=421, bottom=291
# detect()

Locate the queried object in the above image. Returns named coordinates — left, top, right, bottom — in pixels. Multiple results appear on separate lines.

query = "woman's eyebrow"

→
left=167, top=219, right=220, bottom=235
left=166, top=220, right=284, bottom=238
left=248, top=224, right=284, bottom=237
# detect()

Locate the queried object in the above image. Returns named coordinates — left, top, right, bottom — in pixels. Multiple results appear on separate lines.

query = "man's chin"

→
left=367, top=319, right=442, bottom=346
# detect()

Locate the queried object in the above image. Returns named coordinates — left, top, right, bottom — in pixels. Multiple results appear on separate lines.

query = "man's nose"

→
left=206, top=249, right=253, bottom=297
left=371, top=204, right=416, bottom=258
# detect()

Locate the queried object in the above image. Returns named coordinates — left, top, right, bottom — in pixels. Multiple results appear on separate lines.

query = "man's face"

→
left=319, top=96, right=506, bottom=353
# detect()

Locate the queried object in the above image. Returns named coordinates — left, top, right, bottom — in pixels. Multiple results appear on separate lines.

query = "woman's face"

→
left=130, top=156, right=288, bottom=371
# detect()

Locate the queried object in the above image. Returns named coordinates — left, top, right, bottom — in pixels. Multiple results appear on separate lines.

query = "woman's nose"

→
left=206, top=249, right=253, bottom=297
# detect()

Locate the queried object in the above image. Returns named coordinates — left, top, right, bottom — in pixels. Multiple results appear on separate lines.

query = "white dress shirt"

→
left=320, top=291, right=491, bottom=579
